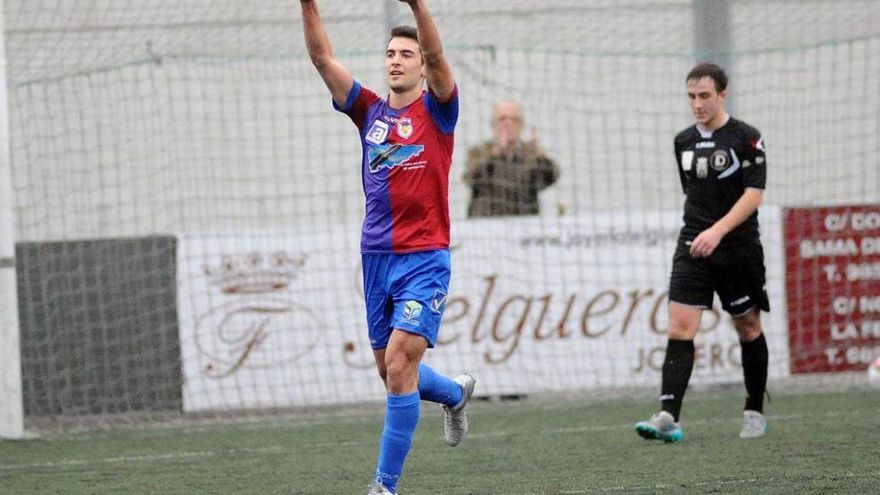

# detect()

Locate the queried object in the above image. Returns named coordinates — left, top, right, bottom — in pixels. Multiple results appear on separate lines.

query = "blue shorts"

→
left=362, top=249, right=450, bottom=350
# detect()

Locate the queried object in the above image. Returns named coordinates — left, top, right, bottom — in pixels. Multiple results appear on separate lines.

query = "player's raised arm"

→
left=299, top=0, right=354, bottom=107
left=399, top=0, right=455, bottom=100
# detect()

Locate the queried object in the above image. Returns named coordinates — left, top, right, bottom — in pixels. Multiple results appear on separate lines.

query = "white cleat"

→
left=367, top=481, right=395, bottom=495
left=635, top=410, right=684, bottom=443
left=443, top=373, right=476, bottom=447
left=739, top=410, right=767, bottom=438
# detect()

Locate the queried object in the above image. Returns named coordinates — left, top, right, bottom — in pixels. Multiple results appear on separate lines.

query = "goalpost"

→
left=0, top=1, right=25, bottom=440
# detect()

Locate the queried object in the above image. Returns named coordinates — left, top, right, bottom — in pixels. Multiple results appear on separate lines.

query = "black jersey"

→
left=674, top=116, right=767, bottom=245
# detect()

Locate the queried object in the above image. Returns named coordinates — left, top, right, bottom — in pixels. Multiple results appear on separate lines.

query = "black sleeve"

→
left=674, top=138, right=687, bottom=194
left=739, top=125, right=767, bottom=190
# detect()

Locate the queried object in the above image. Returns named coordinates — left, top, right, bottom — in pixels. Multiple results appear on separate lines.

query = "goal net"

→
left=2, top=0, right=878, bottom=433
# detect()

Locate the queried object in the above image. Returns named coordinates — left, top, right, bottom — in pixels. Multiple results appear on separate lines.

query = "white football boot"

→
left=443, top=373, right=476, bottom=447
left=635, top=410, right=684, bottom=443
left=366, top=481, right=395, bottom=495
left=739, top=410, right=767, bottom=438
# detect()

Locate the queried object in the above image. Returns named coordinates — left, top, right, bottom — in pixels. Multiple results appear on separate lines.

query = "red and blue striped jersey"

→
left=335, top=81, right=458, bottom=253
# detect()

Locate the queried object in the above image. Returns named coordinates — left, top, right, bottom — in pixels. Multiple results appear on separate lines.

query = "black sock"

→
left=660, top=339, right=695, bottom=422
left=741, top=333, right=768, bottom=413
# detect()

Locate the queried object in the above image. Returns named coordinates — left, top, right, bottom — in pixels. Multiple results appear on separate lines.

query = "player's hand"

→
left=689, top=227, right=723, bottom=257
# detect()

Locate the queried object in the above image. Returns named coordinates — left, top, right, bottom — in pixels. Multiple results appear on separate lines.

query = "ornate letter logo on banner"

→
left=195, top=251, right=321, bottom=378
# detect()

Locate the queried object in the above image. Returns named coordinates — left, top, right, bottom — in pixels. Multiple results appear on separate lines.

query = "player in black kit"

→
left=635, top=63, right=770, bottom=442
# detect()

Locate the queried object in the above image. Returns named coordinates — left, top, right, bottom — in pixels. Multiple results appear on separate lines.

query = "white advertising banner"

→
left=178, top=208, right=788, bottom=412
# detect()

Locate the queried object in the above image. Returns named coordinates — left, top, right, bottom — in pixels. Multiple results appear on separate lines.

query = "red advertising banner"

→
left=784, top=205, right=880, bottom=373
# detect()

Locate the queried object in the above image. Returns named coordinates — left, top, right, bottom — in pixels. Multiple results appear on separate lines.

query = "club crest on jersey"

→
left=710, top=149, right=729, bottom=171
left=365, top=120, right=390, bottom=145
left=367, top=144, right=425, bottom=173
left=395, top=118, right=413, bottom=139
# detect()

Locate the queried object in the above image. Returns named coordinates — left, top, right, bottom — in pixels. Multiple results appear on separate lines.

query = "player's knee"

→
left=667, top=328, right=697, bottom=340
left=733, top=310, right=762, bottom=341
left=384, top=357, right=417, bottom=389
left=666, top=303, right=702, bottom=340
left=667, top=316, right=699, bottom=340
left=736, top=324, right=762, bottom=342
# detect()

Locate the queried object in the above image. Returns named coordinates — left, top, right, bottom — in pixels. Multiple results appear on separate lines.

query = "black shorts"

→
left=668, top=237, right=770, bottom=316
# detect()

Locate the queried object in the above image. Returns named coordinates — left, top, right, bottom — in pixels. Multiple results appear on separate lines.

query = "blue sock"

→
left=375, top=392, right=420, bottom=493
left=417, top=363, right=462, bottom=408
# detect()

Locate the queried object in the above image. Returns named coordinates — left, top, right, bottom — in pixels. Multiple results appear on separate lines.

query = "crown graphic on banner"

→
left=202, top=251, right=307, bottom=295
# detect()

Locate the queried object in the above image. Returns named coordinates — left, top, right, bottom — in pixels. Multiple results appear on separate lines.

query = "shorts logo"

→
left=430, top=289, right=447, bottom=314
left=730, top=294, right=751, bottom=306
left=403, top=300, right=422, bottom=320
left=365, top=120, right=390, bottom=145
left=396, top=118, right=413, bottom=139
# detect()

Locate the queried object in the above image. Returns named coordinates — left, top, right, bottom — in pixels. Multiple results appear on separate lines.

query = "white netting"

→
left=3, top=0, right=878, bottom=422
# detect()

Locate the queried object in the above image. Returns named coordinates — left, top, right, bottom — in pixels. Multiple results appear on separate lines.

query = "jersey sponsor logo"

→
left=717, top=148, right=742, bottom=179
left=695, top=141, right=715, bottom=149
left=681, top=150, right=694, bottom=172
left=756, top=156, right=765, bottom=164
left=395, top=117, right=413, bottom=139
left=430, top=289, right=447, bottom=314
left=751, top=135, right=765, bottom=151
left=696, top=156, right=709, bottom=178
left=365, top=120, right=390, bottom=145
left=367, top=144, right=425, bottom=173
left=403, top=300, right=423, bottom=320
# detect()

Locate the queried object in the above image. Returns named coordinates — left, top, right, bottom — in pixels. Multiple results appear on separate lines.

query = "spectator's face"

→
left=492, top=102, right=524, bottom=143
left=686, top=76, right=726, bottom=126
left=385, top=37, right=424, bottom=93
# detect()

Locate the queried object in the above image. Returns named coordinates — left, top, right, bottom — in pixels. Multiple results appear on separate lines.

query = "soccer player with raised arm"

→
left=635, top=63, right=770, bottom=443
left=298, top=1, right=475, bottom=493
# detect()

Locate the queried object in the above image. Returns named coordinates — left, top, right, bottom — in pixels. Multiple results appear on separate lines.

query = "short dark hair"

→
left=687, top=63, right=728, bottom=92
left=389, top=25, right=419, bottom=44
